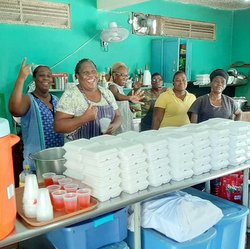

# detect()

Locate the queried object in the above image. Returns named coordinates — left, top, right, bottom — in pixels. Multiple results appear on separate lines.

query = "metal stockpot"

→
left=29, top=147, right=66, bottom=183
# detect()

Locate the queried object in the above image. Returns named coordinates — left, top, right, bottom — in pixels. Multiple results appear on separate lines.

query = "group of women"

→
left=9, top=58, right=241, bottom=172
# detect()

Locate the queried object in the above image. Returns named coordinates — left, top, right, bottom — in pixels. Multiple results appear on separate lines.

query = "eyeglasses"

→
left=152, top=78, right=162, bottom=82
left=115, top=72, right=129, bottom=78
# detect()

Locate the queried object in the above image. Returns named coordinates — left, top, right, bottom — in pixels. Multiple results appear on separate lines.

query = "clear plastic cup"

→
left=52, top=175, right=65, bottom=185
left=51, top=190, right=66, bottom=211
left=64, top=183, right=79, bottom=193
left=58, top=178, right=73, bottom=190
left=63, top=193, right=78, bottom=213
left=99, top=117, right=111, bottom=133
left=46, top=185, right=61, bottom=204
left=36, top=188, right=54, bottom=222
left=42, top=172, right=56, bottom=187
left=76, top=188, right=91, bottom=209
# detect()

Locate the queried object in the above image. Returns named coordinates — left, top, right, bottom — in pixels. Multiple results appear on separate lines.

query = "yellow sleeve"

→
left=154, top=92, right=167, bottom=108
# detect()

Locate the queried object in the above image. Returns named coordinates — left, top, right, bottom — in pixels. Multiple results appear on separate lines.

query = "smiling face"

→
left=76, top=60, right=99, bottom=91
left=33, top=66, right=53, bottom=93
left=112, top=66, right=129, bottom=87
left=173, top=72, right=187, bottom=92
left=210, top=76, right=227, bottom=94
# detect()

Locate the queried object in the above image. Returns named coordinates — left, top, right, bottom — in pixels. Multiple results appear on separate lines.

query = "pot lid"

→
left=0, top=118, right=10, bottom=138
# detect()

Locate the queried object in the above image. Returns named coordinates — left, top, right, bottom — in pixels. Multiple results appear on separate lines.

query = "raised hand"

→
left=129, top=89, right=145, bottom=105
left=18, top=58, right=33, bottom=80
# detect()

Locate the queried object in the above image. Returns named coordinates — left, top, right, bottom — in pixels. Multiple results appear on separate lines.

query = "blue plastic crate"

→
left=183, top=187, right=249, bottom=249
left=46, top=207, right=128, bottom=249
left=126, top=227, right=217, bottom=249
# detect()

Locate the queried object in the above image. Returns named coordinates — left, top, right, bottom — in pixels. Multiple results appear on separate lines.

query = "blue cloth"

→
left=21, top=93, right=64, bottom=171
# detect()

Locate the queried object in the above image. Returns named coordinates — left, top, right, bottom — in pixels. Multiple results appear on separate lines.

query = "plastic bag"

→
left=141, top=191, right=223, bottom=242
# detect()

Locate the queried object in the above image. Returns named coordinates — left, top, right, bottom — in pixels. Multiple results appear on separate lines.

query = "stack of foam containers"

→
left=156, top=128, right=194, bottom=181
left=80, top=143, right=122, bottom=202
left=201, top=119, right=231, bottom=170
left=226, top=121, right=249, bottom=166
left=126, top=133, right=171, bottom=187
left=184, top=124, right=212, bottom=175
left=63, top=138, right=99, bottom=180
left=244, top=122, right=250, bottom=160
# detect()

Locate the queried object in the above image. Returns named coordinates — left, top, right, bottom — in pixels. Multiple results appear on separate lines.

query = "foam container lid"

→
left=146, top=150, right=168, bottom=160
left=84, top=165, right=120, bottom=177
left=63, top=138, right=98, bottom=152
left=147, top=157, right=169, bottom=167
left=81, top=145, right=119, bottom=161
left=92, top=187, right=122, bottom=202
left=109, top=141, right=144, bottom=157
left=171, top=169, right=194, bottom=181
left=0, top=118, right=10, bottom=138
left=168, top=144, right=193, bottom=155
left=133, top=135, right=168, bottom=148
left=120, top=154, right=147, bottom=167
left=208, top=128, right=230, bottom=138
left=90, top=134, right=124, bottom=145
left=193, top=147, right=212, bottom=158
left=168, top=152, right=193, bottom=163
left=117, top=130, right=140, bottom=140
left=193, top=155, right=211, bottom=165
left=83, top=157, right=120, bottom=168
left=82, top=176, right=121, bottom=189
left=192, top=138, right=210, bottom=148
left=170, top=160, right=193, bottom=169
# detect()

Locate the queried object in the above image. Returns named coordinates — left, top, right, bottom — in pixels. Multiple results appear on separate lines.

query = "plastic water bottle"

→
left=143, top=64, right=151, bottom=86
left=19, top=165, right=32, bottom=187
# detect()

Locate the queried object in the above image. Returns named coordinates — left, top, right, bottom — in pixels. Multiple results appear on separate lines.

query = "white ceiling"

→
left=97, top=0, right=250, bottom=10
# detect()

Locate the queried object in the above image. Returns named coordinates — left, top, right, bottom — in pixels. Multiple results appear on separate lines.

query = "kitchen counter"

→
left=0, top=163, right=249, bottom=248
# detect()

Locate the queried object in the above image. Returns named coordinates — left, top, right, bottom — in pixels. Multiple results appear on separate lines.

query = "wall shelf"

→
left=231, top=63, right=250, bottom=68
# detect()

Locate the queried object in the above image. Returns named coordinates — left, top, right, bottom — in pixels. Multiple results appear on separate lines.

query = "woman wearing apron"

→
left=54, top=59, right=121, bottom=140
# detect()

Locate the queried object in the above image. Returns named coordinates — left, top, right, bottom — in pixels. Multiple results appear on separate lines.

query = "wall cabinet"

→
left=151, top=38, right=192, bottom=83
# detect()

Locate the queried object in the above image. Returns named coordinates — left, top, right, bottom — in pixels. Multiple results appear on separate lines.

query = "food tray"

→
left=15, top=187, right=99, bottom=227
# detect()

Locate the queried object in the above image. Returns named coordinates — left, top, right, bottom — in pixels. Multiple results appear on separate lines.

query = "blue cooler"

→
left=126, top=227, right=217, bottom=249
left=184, top=187, right=249, bottom=249
left=46, top=207, right=128, bottom=249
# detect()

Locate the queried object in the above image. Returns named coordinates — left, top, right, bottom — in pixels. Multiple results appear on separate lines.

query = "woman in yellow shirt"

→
left=152, top=70, right=196, bottom=129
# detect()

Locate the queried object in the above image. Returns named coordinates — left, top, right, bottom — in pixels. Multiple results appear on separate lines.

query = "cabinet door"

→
left=151, top=38, right=192, bottom=83
left=163, top=39, right=180, bottom=83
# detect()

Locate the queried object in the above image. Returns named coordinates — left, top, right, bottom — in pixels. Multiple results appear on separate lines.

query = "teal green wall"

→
left=232, top=9, right=250, bottom=101
left=0, top=0, right=237, bottom=124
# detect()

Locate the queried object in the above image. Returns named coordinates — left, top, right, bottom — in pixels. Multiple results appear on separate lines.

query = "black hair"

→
left=173, top=70, right=186, bottom=81
left=152, top=72, right=163, bottom=79
left=74, top=58, right=97, bottom=75
left=33, top=65, right=51, bottom=77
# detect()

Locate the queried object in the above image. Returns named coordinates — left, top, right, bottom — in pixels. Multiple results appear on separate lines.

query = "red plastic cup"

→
left=64, top=183, right=79, bottom=193
left=46, top=185, right=61, bottom=204
left=63, top=193, right=78, bottom=213
left=51, top=190, right=66, bottom=211
left=58, top=178, right=73, bottom=190
left=52, top=175, right=65, bottom=185
left=42, top=172, right=56, bottom=187
left=76, top=188, right=91, bottom=209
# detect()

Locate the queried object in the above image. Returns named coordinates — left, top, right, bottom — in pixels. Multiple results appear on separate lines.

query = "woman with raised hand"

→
left=109, top=62, right=144, bottom=133
left=54, top=58, right=121, bottom=140
left=9, top=58, right=64, bottom=172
